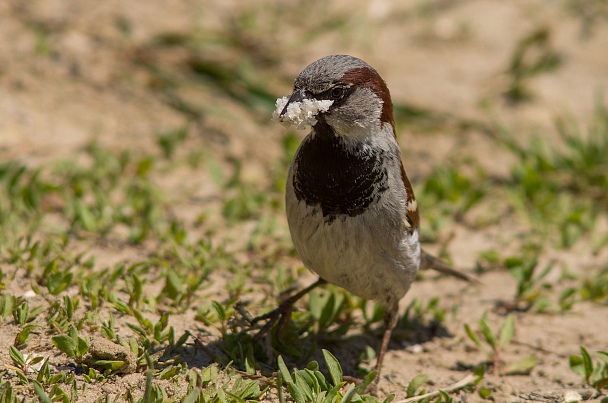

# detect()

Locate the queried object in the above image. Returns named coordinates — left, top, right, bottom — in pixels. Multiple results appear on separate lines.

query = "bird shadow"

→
left=160, top=316, right=453, bottom=382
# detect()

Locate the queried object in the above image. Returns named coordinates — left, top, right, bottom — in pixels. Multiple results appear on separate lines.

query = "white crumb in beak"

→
left=272, top=96, right=333, bottom=130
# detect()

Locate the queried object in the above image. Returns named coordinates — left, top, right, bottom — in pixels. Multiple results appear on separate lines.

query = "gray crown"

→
left=294, top=55, right=374, bottom=94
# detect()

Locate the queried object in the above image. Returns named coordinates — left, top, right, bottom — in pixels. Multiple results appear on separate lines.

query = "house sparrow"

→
left=254, top=54, right=476, bottom=394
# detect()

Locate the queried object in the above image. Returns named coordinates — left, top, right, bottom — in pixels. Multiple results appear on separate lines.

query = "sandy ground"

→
left=1, top=0, right=608, bottom=402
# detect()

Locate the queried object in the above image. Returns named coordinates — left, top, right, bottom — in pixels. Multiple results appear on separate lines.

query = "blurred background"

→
left=2, top=0, right=607, bottom=160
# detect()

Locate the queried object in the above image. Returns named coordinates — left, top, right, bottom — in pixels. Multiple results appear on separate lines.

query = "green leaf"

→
left=498, top=314, right=515, bottom=348
left=47, top=272, right=73, bottom=295
left=569, top=355, right=585, bottom=377
left=128, top=337, right=139, bottom=356
left=14, top=302, right=29, bottom=325
left=27, top=305, right=45, bottom=322
left=341, top=384, right=357, bottom=403
left=322, top=349, right=343, bottom=387
left=293, top=371, right=314, bottom=402
left=325, top=383, right=343, bottom=403
left=33, top=380, right=53, bottom=403
left=309, top=291, right=323, bottom=320
left=406, top=374, right=428, bottom=398
left=212, top=301, right=227, bottom=322
left=382, top=394, right=395, bottom=403
left=64, top=295, right=74, bottom=320
left=580, top=346, right=594, bottom=380
left=77, top=336, right=89, bottom=357
left=478, top=388, right=492, bottom=398
left=52, top=334, right=77, bottom=358
left=590, top=362, right=608, bottom=388
left=314, top=390, right=327, bottom=403
left=479, top=318, right=496, bottom=349
left=303, top=369, right=321, bottom=394
left=437, top=390, right=451, bottom=402
left=318, top=293, right=336, bottom=328
left=163, top=269, right=183, bottom=300
left=473, top=365, right=486, bottom=384
left=29, top=355, right=45, bottom=366
left=356, top=370, right=377, bottom=395
left=596, top=351, right=608, bottom=365
left=277, top=355, right=293, bottom=384
left=464, top=324, right=482, bottom=347
left=89, top=360, right=125, bottom=371
left=9, top=346, right=25, bottom=367
left=313, top=369, right=329, bottom=391
left=504, top=356, right=538, bottom=375
left=286, top=383, right=306, bottom=403
left=75, top=200, right=97, bottom=231
left=182, top=388, right=202, bottom=403
left=174, top=330, right=190, bottom=349
left=16, top=369, right=28, bottom=384
left=0, top=295, right=16, bottom=319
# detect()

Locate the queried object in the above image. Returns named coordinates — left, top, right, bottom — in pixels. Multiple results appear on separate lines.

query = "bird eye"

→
left=330, top=87, right=344, bottom=99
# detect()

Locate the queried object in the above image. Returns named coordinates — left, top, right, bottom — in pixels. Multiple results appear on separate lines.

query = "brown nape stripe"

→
left=339, top=67, right=395, bottom=134
left=400, top=160, right=419, bottom=232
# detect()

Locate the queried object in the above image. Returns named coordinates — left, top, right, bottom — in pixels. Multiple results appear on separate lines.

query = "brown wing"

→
left=400, top=160, right=420, bottom=232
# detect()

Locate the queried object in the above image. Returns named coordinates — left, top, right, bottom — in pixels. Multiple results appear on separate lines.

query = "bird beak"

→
left=280, top=89, right=307, bottom=117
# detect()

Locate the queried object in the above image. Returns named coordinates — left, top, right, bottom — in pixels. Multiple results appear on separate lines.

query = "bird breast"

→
left=285, top=126, right=421, bottom=306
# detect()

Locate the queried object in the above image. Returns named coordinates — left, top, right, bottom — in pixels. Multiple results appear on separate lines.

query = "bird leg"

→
left=251, top=278, right=327, bottom=342
left=344, top=302, right=399, bottom=396
left=371, top=305, right=398, bottom=394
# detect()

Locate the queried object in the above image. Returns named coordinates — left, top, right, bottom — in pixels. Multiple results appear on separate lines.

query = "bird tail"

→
left=420, top=249, right=480, bottom=284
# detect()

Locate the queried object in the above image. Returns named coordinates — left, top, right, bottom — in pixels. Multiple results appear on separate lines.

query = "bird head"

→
left=273, top=55, right=395, bottom=138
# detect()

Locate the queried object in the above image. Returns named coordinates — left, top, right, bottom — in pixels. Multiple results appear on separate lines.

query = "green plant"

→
left=195, top=300, right=235, bottom=335
left=401, top=297, right=449, bottom=329
left=13, top=300, right=44, bottom=326
left=277, top=349, right=383, bottom=403
left=569, top=346, right=608, bottom=389
left=498, top=102, right=608, bottom=247
left=127, top=310, right=175, bottom=346
left=400, top=371, right=481, bottom=403
left=51, top=325, right=90, bottom=363
left=0, top=377, right=18, bottom=402
left=183, top=365, right=267, bottom=403
left=308, top=288, right=351, bottom=336
left=465, top=313, right=537, bottom=375
left=405, top=374, right=429, bottom=399
left=14, top=324, right=40, bottom=349
left=504, top=26, right=562, bottom=104
left=8, top=346, right=45, bottom=376
left=0, top=294, right=17, bottom=322
left=417, top=164, right=487, bottom=239
left=504, top=256, right=554, bottom=312
left=156, top=126, right=188, bottom=159
left=580, top=265, right=608, bottom=305
left=221, top=159, right=275, bottom=225
left=157, top=265, right=209, bottom=312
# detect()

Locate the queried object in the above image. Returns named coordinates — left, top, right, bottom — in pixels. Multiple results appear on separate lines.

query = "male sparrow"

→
left=255, top=54, right=476, bottom=393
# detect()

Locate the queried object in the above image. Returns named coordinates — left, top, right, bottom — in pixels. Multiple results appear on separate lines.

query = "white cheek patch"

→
left=272, top=96, right=334, bottom=130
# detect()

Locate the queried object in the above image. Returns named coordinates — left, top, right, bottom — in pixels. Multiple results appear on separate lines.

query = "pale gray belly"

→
left=286, top=197, right=420, bottom=307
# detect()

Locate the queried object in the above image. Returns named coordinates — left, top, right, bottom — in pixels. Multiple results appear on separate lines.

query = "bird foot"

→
left=249, top=279, right=326, bottom=342
left=250, top=298, right=295, bottom=342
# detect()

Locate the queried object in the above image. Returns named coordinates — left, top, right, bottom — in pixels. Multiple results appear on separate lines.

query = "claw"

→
left=250, top=278, right=327, bottom=342
left=251, top=299, right=295, bottom=342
